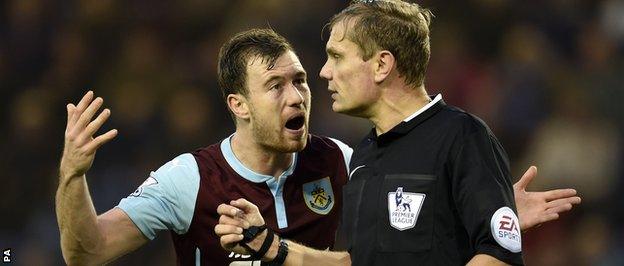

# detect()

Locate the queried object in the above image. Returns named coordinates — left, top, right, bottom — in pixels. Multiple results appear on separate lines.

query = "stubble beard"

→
left=250, top=111, right=306, bottom=153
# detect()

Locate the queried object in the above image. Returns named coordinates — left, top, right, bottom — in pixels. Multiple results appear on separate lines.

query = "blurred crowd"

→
left=1, top=0, right=623, bottom=265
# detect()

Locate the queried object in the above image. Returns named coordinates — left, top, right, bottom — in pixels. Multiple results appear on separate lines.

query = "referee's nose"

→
left=320, top=59, right=332, bottom=81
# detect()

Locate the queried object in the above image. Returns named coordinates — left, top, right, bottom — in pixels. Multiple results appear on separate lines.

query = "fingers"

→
left=218, top=200, right=264, bottom=228
left=545, top=196, right=581, bottom=212
left=220, top=234, right=244, bottom=249
left=217, top=203, right=244, bottom=217
left=72, top=97, right=103, bottom=135
left=65, top=91, right=117, bottom=154
left=524, top=196, right=581, bottom=230
left=214, top=211, right=248, bottom=252
left=219, top=214, right=250, bottom=229
left=83, top=108, right=111, bottom=138
left=68, top=91, right=94, bottom=128
left=569, top=196, right=582, bottom=205
left=545, top=203, right=573, bottom=215
left=84, top=129, right=118, bottom=153
left=230, top=198, right=259, bottom=213
left=543, top=188, right=578, bottom=201
left=514, top=166, right=537, bottom=190
left=214, top=224, right=243, bottom=236
left=520, top=211, right=559, bottom=231
left=218, top=199, right=257, bottom=215
left=66, top=104, right=75, bottom=129
left=554, top=195, right=582, bottom=206
left=536, top=212, right=560, bottom=225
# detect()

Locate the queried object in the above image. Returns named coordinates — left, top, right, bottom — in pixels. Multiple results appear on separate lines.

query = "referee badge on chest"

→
left=388, top=187, right=426, bottom=231
left=302, top=177, right=334, bottom=215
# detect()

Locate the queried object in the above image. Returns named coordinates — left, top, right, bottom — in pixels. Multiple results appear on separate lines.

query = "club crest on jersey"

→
left=302, top=177, right=334, bottom=215
left=130, top=176, right=158, bottom=197
left=490, top=206, right=522, bottom=253
left=388, top=187, right=425, bottom=231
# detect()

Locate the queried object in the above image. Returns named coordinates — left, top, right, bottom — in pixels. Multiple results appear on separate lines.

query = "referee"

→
left=324, top=1, right=522, bottom=264
left=337, top=94, right=522, bottom=265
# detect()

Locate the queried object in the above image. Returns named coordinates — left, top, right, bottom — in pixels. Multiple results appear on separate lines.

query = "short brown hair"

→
left=217, top=28, right=294, bottom=101
left=328, top=0, right=433, bottom=87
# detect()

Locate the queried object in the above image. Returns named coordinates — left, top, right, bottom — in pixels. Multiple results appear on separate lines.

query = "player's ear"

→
left=374, top=50, right=395, bottom=83
left=227, top=93, right=250, bottom=120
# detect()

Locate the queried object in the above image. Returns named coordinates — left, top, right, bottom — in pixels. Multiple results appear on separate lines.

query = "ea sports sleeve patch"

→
left=490, top=206, right=522, bottom=253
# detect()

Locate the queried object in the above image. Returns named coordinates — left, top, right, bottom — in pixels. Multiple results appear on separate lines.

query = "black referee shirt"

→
left=335, top=96, right=524, bottom=265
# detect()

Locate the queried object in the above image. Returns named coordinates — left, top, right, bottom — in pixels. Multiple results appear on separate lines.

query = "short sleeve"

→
left=328, top=137, right=353, bottom=174
left=117, top=153, right=200, bottom=240
left=451, top=128, right=524, bottom=265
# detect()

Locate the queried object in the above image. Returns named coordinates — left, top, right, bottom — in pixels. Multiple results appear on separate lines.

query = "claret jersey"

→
left=117, top=134, right=352, bottom=265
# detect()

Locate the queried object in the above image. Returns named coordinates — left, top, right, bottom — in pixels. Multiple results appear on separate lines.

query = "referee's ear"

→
left=373, top=50, right=395, bottom=84
left=227, top=93, right=251, bottom=120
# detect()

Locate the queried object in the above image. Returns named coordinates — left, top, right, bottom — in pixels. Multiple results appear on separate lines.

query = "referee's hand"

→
left=60, top=91, right=117, bottom=181
left=514, top=166, right=581, bottom=231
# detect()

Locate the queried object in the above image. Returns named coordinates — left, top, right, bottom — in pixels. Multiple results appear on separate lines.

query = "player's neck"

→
left=370, top=85, right=430, bottom=136
left=230, top=131, right=293, bottom=179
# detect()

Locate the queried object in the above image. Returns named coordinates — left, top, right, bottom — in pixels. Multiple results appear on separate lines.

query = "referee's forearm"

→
left=283, top=240, right=351, bottom=266
left=466, top=254, right=509, bottom=266
left=55, top=173, right=105, bottom=264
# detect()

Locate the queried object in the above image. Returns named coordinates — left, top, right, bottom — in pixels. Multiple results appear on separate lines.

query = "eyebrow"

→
left=263, top=70, right=307, bottom=87
left=263, top=75, right=283, bottom=87
left=294, top=70, right=307, bottom=78
left=326, top=47, right=340, bottom=56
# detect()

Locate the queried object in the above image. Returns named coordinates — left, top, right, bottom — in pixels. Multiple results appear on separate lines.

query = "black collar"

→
left=367, top=98, right=445, bottom=143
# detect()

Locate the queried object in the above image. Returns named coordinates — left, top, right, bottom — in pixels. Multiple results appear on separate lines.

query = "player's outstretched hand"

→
left=215, top=198, right=267, bottom=255
left=514, top=166, right=582, bottom=231
left=60, top=91, right=117, bottom=179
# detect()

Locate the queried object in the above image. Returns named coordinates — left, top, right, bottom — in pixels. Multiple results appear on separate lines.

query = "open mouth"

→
left=285, top=115, right=305, bottom=130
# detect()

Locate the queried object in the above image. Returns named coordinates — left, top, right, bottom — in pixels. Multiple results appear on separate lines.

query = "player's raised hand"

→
left=60, top=91, right=118, bottom=179
left=513, top=166, right=582, bottom=231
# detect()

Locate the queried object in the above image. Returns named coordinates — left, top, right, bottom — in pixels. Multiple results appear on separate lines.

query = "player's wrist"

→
left=59, top=162, right=85, bottom=180
left=58, top=168, right=85, bottom=185
left=247, top=226, right=268, bottom=249
left=261, top=233, right=281, bottom=261
left=239, top=225, right=275, bottom=260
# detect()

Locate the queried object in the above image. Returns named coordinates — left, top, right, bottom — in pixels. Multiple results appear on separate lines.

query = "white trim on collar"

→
left=403, top=94, right=443, bottom=122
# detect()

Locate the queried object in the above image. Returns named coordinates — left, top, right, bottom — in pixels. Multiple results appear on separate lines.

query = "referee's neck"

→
left=370, top=85, right=430, bottom=136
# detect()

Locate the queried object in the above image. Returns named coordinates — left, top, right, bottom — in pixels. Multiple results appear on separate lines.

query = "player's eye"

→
left=270, top=84, right=280, bottom=90
left=294, top=78, right=306, bottom=85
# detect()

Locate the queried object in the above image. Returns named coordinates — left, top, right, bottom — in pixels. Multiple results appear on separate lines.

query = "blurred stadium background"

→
left=1, top=0, right=623, bottom=265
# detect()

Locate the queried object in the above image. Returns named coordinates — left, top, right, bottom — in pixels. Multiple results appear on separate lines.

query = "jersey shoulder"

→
left=439, top=104, right=494, bottom=137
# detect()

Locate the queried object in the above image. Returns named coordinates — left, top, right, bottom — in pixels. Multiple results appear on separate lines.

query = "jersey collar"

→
left=369, top=94, right=445, bottom=142
left=220, top=134, right=298, bottom=183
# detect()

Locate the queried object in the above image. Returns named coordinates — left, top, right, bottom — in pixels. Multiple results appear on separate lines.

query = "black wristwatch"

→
left=266, top=239, right=289, bottom=266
